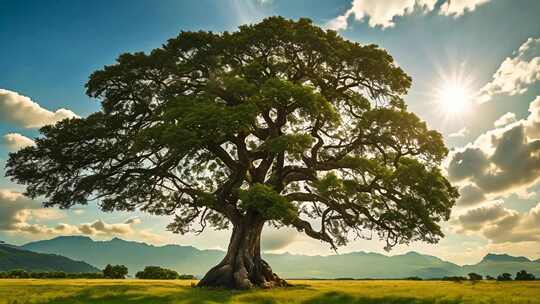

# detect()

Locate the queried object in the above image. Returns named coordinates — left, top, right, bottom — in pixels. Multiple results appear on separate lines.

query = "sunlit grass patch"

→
left=0, top=279, right=539, bottom=304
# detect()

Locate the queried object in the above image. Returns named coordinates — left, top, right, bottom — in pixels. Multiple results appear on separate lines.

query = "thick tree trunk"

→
left=197, top=219, right=289, bottom=289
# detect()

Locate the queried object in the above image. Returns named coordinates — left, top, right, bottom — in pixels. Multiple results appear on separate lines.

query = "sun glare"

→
left=436, top=82, right=472, bottom=115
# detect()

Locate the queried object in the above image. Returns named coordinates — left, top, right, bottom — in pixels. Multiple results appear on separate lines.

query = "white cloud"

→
left=494, top=112, right=517, bottom=127
left=1, top=133, right=35, bottom=151
left=439, top=0, right=490, bottom=16
left=327, top=0, right=491, bottom=30
left=449, top=127, right=469, bottom=138
left=456, top=184, right=486, bottom=207
left=0, top=189, right=162, bottom=243
left=447, top=96, right=540, bottom=198
left=479, top=38, right=540, bottom=103
left=0, top=89, right=78, bottom=128
left=454, top=202, right=540, bottom=244
left=327, top=0, right=437, bottom=30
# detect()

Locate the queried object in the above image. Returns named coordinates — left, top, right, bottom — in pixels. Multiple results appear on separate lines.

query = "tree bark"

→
left=197, top=218, right=289, bottom=289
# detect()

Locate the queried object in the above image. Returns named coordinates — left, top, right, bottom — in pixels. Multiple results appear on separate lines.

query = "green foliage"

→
left=515, top=270, right=535, bottom=281
left=467, top=273, right=482, bottom=281
left=239, top=184, right=297, bottom=223
left=103, top=265, right=128, bottom=279
left=135, top=266, right=181, bottom=280
left=5, top=16, right=458, bottom=256
left=1, top=280, right=540, bottom=304
left=497, top=273, right=513, bottom=281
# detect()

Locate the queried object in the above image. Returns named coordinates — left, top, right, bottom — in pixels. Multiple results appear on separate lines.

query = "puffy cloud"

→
left=479, top=38, right=540, bottom=103
left=327, top=0, right=437, bottom=30
left=439, top=0, right=490, bottom=16
left=327, top=0, right=491, bottom=30
left=447, top=96, right=540, bottom=199
left=0, top=89, right=78, bottom=128
left=0, top=189, right=37, bottom=231
left=494, top=112, right=517, bottom=127
left=1, top=133, right=35, bottom=151
left=456, top=184, right=486, bottom=207
left=0, top=189, right=156, bottom=241
left=448, top=127, right=469, bottom=138
left=455, top=202, right=540, bottom=244
left=77, top=218, right=139, bottom=236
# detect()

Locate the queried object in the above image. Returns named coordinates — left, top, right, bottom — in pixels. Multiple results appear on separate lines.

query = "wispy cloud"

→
left=326, top=0, right=492, bottom=30
left=449, top=127, right=469, bottom=138
left=479, top=38, right=540, bottom=103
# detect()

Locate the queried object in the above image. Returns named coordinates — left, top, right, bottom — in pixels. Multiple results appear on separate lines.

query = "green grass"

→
left=0, top=279, right=538, bottom=304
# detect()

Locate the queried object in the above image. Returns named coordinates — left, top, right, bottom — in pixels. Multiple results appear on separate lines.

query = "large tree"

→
left=6, top=17, right=458, bottom=289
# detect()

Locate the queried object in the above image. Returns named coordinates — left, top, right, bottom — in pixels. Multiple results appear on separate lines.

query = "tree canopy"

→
left=6, top=17, right=458, bottom=289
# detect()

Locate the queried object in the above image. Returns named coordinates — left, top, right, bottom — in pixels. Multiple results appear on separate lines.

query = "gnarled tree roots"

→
left=197, top=221, right=289, bottom=289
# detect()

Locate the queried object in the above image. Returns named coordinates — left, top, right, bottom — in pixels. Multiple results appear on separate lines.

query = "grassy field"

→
left=0, top=279, right=539, bottom=304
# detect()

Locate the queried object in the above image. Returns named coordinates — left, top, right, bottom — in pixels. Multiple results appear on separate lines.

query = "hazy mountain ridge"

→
left=0, top=242, right=99, bottom=273
left=22, top=236, right=540, bottom=279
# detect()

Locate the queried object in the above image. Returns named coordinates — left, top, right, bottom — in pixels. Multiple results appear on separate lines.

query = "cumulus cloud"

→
left=1, top=133, right=35, bottom=151
left=0, top=89, right=78, bottom=128
left=439, top=0, right=490, bottom=16
left=456, top=184, right=486, bottom=207
left=479, top=38, right=540, bottom=103
left=327, top=0, right=491, bottom=30
left=0, top=189, right=160, bottom=242
left=0, top=189, right=38, bottom=231
left=494, top=112, right=517, bottom=127
left=455, top=202, right=540, bottom=243
left=448, top=127, right=469, bottom=138
left=447, top=96, right=540, bottom=199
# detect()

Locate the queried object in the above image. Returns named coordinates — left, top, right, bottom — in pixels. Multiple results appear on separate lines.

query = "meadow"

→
left=0, top=279, right=539, bottom=304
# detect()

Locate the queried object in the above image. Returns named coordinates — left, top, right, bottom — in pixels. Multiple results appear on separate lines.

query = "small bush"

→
left=497, top=273, right=512, bottom=281
left=442, top=276, right=467, bottom=282
left=135, top=266, right=180, bottom=280
left=515, top=270, right=535, bottom=281
left=468, top=273, right=483, bottom=281
left=103, top=264, right=128, bottom=279
left=405, top=276, right=423, bottom=281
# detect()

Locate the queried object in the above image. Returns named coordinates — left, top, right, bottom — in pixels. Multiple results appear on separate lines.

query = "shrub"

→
left=8, top=269, right=29, bottom=278
left=135, top=266, right=180, bottom=280
left=103, top=264, right=128, bottom=279
left=405, top=276, right=423, bottom=281
left=497, top=273, right=512, bottom=281
left=178, top=274, right=196, bottom=280
left=515, top=270, right=535, bottom=281
left=442, top=276, right=467, bottom=282
left=468, top=273, right=483, bottom=281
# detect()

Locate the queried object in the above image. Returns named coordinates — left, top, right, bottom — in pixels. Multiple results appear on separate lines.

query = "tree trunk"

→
left=197, top=218, right=289, bottom=289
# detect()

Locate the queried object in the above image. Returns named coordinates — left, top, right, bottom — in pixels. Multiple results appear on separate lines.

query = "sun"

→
left=436, top=82, right=472, bottom=115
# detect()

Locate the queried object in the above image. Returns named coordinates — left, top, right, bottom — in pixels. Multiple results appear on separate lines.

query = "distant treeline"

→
left=0, top=270, right=104, bottom=279
left=0, top=265, right=196, bottom=280
left=294, top=270, right=538, bottom=281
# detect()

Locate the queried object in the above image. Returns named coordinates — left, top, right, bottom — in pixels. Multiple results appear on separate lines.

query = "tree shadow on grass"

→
left=302, top=291, right=463, bottom=304
left=33, top=284, right=236, bottom=304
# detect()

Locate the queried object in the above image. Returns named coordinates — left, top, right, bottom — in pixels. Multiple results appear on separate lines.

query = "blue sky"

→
left=1, top=0, right=540, bottom=265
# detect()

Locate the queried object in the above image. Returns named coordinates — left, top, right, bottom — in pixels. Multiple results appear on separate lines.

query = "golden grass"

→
left=0, top=279, right=538, bottom=304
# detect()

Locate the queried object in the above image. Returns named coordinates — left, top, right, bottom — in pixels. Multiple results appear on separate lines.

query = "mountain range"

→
left=21, top=236, right=540, bottom=279
left=0, top=242, right=99, bottom=273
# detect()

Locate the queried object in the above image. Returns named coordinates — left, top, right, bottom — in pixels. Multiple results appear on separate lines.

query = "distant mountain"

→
left=481, top=253, right=531, bottom=263
left=0, top=243, right=99, bottom=273
left=462, top=253, right=540, bottom=278
left=23, top=236, right=223, bottom=277
left=22, top=236, right=540, bottom=279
